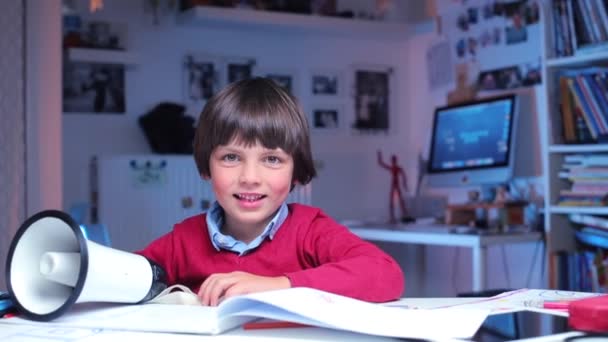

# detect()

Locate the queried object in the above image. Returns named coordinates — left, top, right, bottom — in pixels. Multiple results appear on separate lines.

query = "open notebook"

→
left=4, top=286, right=489, bottom=340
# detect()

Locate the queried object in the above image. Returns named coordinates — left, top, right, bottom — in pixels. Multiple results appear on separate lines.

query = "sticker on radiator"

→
left=130, top=160, right=167, bottom=187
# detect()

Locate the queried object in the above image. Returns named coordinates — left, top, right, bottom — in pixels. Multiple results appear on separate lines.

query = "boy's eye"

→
left=222, top=154, right=239, bottom=162
left=265, top=156, right=281, bottom=165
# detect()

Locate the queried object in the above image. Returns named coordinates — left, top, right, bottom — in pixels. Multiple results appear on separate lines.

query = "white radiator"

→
left=95, top=154, right=311, bottom=252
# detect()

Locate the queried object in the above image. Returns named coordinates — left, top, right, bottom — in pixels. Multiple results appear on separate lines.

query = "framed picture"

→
left=183, top=53, right=220, bottom=113
left=255, top=67, right=298, bottom=96
left=311, top=105, right=341, bottom=130
left=224, top=56, right=256, bottom=85
left=352, top=66, right=392, bottom=132
left=310, top=69, right=343, bottom=96
left=63, top=61, right=125, bottom=114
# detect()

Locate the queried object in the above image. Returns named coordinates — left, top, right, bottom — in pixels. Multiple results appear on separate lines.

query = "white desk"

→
left=348, top=224, right=542, bottom=292
left=0, top=296, right=576, bottom=342
left=0, top=322, right=401, bottom=341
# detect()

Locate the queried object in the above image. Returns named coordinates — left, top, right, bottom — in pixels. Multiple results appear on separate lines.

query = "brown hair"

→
left=193, top=77, right=316, bottom=186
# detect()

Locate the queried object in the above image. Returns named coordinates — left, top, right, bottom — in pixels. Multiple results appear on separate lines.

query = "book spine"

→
left=560, top=76, right=578, bottom=142
left=566, top=0, right=580, bottom=49
left=575, top=107, right=594, bottom=142
left=568, top=78, right=599, bottom=139
left=597, top=0, right=608, bottom=40
left=587, top=0, right=608, bottom=41
left=562, top=0, right=574, bottom=55
left=569, top=213, right=608, bottom=230
left=573, top=0, right=593, bottom=46
left=576, top=75, right=608, bottom=134
left=553, top=0, right=565, bottom=56
left=580, top=0, right=600, bottom=43
left=585, top=74, right=608, bottom=130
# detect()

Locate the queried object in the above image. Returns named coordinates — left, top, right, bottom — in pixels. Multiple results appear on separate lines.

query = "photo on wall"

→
left=353, top=68, right=391, bottom=132
left=477, top=61, right=541, bottom=91
left=255, top=67, right=298, bottom=95
left=183, top=53, right=219, bottom=114
left=63, top=61, right=125, bottom=114
left=184, top=54, right=217, bottom=101
left=311, top=106, right=341, bottom=130
left=225, top=57, right=255, bottom=84
left=310, top=69, right=343, bottom=96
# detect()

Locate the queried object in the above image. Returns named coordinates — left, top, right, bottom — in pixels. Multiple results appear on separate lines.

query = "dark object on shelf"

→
left=139, top=102, right=195, bottom=154
left=336, top=10, right=354, bottom=18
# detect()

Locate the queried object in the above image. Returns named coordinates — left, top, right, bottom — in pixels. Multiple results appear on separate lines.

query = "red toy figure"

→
left=377, top=150, right=413, bottom=224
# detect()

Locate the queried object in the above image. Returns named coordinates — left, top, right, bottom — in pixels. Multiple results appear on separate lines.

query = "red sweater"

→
left=138, top=204, right=404, bottom=302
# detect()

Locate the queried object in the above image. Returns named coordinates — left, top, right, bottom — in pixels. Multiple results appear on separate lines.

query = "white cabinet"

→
left=539, top=0, right=608, bottom=290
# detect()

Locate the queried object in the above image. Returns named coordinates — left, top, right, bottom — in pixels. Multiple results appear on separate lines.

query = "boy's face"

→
left=207, top=139, right=294, bottom=236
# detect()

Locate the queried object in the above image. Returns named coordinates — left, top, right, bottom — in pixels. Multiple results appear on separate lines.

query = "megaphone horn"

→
left=5, top=210, right=167, bottom=321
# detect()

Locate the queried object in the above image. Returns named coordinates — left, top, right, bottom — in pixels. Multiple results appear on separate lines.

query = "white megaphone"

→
left=5, top=210, right=167, bottom=321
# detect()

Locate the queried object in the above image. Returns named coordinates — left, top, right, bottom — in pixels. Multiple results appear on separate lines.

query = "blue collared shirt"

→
left=205, top=201, right=288, bottom=255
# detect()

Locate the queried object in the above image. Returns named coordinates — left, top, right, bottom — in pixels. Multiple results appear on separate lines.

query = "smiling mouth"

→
left=234, top=194, right=266, bottom=202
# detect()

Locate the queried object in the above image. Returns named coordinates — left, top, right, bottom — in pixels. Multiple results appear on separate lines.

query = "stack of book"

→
left=560, top=213, right=608, bottom=292
left=558, top=68, right=608, bottom=144
left=570, top=213, right=608, bottom=249
left=551, top=0, right=608, bottom=57
left=558, top=154, right=608, bottom=206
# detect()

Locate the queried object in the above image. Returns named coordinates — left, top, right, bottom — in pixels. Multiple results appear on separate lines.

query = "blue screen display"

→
left=428, top=96, right=515, bottom=173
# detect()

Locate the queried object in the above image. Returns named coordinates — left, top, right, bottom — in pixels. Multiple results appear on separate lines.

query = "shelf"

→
left=176, top=6, right=409, bottom=40
left=549, top=144, right=608, bottom=153
left=67, top=48, right=137, bottom=65
left=546, top=50, right=608, bottom=68
left=548, top=206, right=608, bottom=215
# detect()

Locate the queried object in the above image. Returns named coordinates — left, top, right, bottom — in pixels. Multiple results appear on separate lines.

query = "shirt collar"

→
left=205, top=201, right=288, bottom=254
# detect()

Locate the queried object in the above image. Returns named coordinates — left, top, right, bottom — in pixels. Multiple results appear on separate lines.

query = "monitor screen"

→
left=426, top=94, right=518, bottom=187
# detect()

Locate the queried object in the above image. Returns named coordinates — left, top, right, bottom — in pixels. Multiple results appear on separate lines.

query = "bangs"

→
left=193, top=77, right=316, bottom=184
left=211, top=84, right=304, bottom=154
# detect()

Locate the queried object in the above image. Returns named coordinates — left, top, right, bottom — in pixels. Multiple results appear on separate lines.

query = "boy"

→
left=138, top=78, right=404, bottom=306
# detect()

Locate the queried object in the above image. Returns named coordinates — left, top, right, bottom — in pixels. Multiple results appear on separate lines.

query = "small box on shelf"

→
left=445, top=201, right=528, bottom=230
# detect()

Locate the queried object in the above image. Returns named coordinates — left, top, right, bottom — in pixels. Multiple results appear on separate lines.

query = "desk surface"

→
left=347, top=222, right=542, bottom=248
left=0, top=296, right=573, bottom=342
left=346, top=222, right=542, bottom=292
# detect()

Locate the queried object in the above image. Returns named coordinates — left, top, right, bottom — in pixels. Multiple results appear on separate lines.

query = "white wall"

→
left=27, top=0, right=63, bottom=214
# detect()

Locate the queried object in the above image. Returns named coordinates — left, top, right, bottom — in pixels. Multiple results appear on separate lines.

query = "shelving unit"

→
left=66, top=47, right=137, bottom=65
left=540, top=0, right=608, bottom=291
left=176, top=5, right=409, bottom=40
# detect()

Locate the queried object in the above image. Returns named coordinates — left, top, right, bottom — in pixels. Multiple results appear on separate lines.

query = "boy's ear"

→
left=202, top=173, right=210, bottom=180
left=290, top=180, right=299, bottom=192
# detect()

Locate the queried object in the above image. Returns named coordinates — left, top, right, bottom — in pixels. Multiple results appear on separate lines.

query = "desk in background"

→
left=347, top=223, right=542, bottom=292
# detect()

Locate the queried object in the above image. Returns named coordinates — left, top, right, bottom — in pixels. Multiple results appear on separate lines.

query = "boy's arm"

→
left=284, top=218, right=404, bottom=302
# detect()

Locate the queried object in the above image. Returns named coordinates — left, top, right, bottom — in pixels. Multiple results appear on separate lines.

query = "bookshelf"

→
left=540, top=0, right=608, bottom=292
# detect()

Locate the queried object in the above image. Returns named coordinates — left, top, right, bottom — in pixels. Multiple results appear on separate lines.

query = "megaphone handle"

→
left=0, top=292, right=16, bottom=317
left=139, top=258, right=168, bottom=303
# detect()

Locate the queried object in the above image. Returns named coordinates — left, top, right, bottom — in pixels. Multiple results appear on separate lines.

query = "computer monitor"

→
left=426, top=94, right=518, bottom=187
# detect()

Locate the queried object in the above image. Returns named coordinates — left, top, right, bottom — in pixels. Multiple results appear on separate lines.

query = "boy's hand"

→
left=198, top=271, right=291, bottom=306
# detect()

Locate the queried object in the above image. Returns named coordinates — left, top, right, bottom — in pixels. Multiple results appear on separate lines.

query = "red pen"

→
left=523, top=299, right=572, bottom=310
left=542, top=301, right=571, bottom=310
left=243, top=320, right=310, bottom=330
